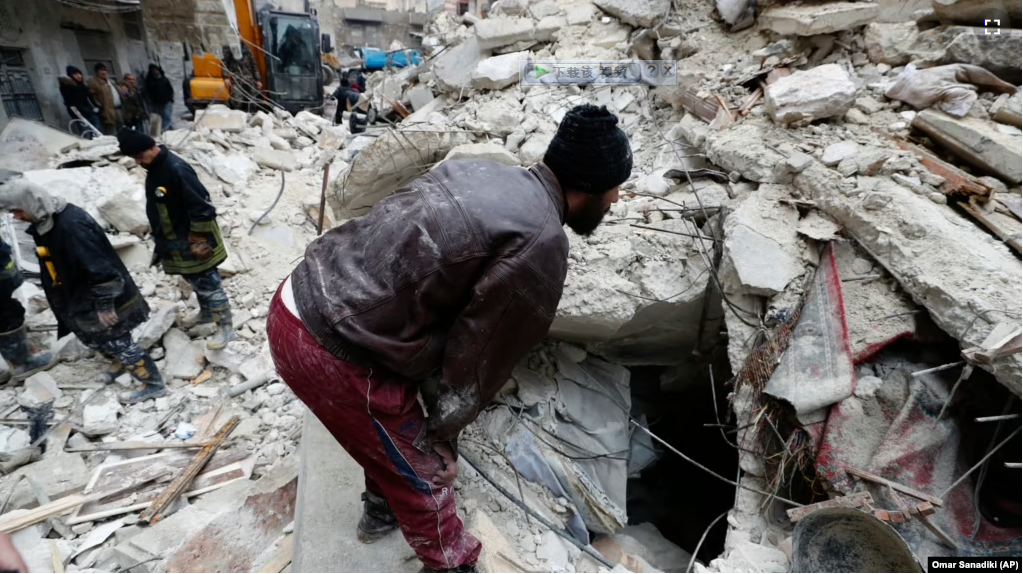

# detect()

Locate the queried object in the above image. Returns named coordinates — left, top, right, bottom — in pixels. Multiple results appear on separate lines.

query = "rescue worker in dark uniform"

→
left=0, top=178, right=163, bottom=404
left=116, top=129, right=235, bottom=350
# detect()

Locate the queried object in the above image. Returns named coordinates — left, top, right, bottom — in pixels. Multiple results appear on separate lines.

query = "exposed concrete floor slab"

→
left=292, top=412, right=421, bottom=573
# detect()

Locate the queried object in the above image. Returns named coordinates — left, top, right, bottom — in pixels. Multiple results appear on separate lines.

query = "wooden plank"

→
left=46, top=422, right=73, bottom=454
left=0, top=472, right=163, bottom=533
left=258, top=534, right=294, bottom=573
left=68, top=448, right=251, bottom=524
left=786, top=492, right=872, bottom=522
left=845, top=466, right=943, bottom=507
left=50, top=540, right=64, bottom=573
left=139, top=416, right=240, bottom=525
left=959, top=198, right=1022, bottom=255
left=893, top=139, right=991, bottom=197
left=65, top=439, right=214, bottom=453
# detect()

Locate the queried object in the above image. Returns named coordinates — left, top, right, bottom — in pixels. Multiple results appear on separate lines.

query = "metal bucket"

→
left=791, top=507, right=923, bottom=573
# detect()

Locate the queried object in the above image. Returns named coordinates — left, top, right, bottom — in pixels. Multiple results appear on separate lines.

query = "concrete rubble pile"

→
left=0, top=0, right=1021, bottom=569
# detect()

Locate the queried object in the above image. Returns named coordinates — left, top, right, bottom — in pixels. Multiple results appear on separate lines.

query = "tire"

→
left=322, top=64, right=336, bottom=85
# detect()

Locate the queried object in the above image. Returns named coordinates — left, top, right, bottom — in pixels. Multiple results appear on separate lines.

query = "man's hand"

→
left=432, top=441, right=458, bottom=486
left=188, top=234, right=214, bottom=260
left=97, top=310, right=119, bottom=328
left=0, top=533, right=28, bottom=573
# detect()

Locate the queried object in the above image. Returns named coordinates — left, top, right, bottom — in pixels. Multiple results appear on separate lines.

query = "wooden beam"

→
left=845, top=466, right=943, bottom=507
left=257, top=534, right=294, bottom=573
left=892, top=139, right=991, bottom=197
left=959, top=198, right=1022, bottom=255
left=64, top=440, right=214, bottom=453
left=139, top=416, right=240, bottom=525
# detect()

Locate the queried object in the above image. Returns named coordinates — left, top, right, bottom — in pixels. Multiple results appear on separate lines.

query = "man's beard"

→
left=566, top=195, right=608, bottom=236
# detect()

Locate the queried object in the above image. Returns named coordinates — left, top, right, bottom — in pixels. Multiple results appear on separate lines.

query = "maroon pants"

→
left=267, top=285, right=481, bottom=570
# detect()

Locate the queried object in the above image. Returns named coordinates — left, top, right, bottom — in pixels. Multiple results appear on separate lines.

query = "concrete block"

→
left=472, top=52, right=526, bottom=91
left=821, top=141, right=861, bottom=167
left=913, top=109, right=1022, bottom=185
left=474, top=17, right=535, bottom=50
left=18, top=373, right=61, bottom=409
left=566, top=2, right=599, bottom=25
left=518, top=132, right=553, bottom=165
left=82, top=391, right=122, bottom=436
left=536, top=15, right=568, bottom=42
left=162, top=328, right=206, bottom=380
left=195, top=105, right=247, bottom=133
left=434, top=36, right=492, bottom=94
left=704, top=123, right=792, bottom=183
left=593, top=0, right=671, bottom=27
left=99, top=188, right=150, bottom=236
left=212, top=154, right=259, bottom=186
left=723, top=185, right=803, bottom=296
left=864, top=22, right=921, bottom=66
left=408, top=86, right=436, bottom=112
left=135, top=303, right=185, bottom=350
left=932, top=0, right=1022, bottom=26
left=252, top=147, right=298, bottom=172
left=765, top=64, right=857, bottom=125
left=760, top=2, right=880, bottom=35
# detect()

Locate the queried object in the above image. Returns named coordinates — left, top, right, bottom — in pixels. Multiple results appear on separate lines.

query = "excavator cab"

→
left=263, top=10, right=323, bottom=114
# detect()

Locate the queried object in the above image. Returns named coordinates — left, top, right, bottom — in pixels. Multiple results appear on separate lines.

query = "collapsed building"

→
left=0, top=0, right=1020, bottom=571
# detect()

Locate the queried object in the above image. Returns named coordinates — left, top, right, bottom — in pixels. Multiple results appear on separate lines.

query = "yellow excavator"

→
left=186, top=0, right=323, bottom=114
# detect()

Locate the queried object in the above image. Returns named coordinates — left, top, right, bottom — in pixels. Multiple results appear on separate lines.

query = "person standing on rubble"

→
left=118, top=73, right=149, bottom=134
left=0, top=179, right=164, bottom=405
left=266, top=104, right=630, bottom=572
left=0, top=172, right=54, bottom=385
left=116, top=129, right=235, bottom=351
left=145, top=64, right=175, bottom=132
left=86, top=63, right=123, bottom=136
left=58, top=66, right=101, bottom=138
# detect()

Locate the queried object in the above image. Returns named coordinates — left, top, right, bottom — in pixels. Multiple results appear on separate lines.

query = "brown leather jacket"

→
left=292, top=160, right=569, bottom=441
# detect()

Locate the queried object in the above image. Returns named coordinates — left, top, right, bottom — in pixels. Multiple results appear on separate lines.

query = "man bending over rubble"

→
left=117, top=129, right=235, bottom=350
left=266, top=104, right=631, bottom=572
left=0, top=179, right=164, bottom=404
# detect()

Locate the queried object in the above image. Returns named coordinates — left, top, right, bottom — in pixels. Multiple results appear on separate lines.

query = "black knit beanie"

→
left=117, top=128, right=157, bottom=156
left=66, top=65, right=82, bottom=77
left=543, top=104, right=633, bottom=194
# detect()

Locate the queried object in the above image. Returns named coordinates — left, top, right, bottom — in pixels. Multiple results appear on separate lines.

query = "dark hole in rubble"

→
left=57, top=159, right=95, bottom=169
left=626, top=361, right=737, bottom=565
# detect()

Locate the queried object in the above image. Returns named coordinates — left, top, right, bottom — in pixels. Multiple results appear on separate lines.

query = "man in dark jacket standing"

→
left=0, top=179, right=164, bottom=404
left=145, top=64, right=175, bottom=132
left=58, top=66, right=100, bottom=138
left=265, top=104, right=630, bottom=572
left=116, top=129, right=234, bottom=350
left=118, top=73, right=149, bottom=133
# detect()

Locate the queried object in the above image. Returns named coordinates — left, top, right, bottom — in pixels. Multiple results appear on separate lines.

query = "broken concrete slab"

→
left=82, top=391, right=121, bottom=436
left=822, top=141, right=862, bottom=167
left=590, top=20, right=632, bottom=49
left=519, top=132, right=553, bottom=165
left=704, top=122, right=792, bottom=183
left=99, top=188, right=149, bottom=236
left=331, top=127, right=472, bottom=218
left=292, top=413, right=420, bottom=573
left=252, top=147, right=298, bottom=172
left=104, top=455, right=297, bottom=573
left=162, top=328, right=206, bottom=380
left=592, top=0, right=670, bottom=27
left=990, top=91, right=1023, bottom=128
left=408, top=86, right=436, bottom=112
left=912, top=109, right=1022, bottom=185
left=765, top=64, right=857, bottom=125
left=212, top=154, right=259, bottom=186
left=196, top=105, right=248, bottom=133
left=565, top=2, right=599, bottom=25
left=474, top=17, right=536, bottom=49
left=793, top=163, right=1022, bottom=395
left=722, top=184, right=804, bottom=296
left=434, top=36, right=493, bottom=94
left=440, top=143, right=521, bottom=167
left=536, top=15, right=568, bottom=42
left=0, top=452, right=89, bottom=511
left=932, top=0, right=1022, bottom=26
left=865, top=24, right=1022, bottom=82
left=472, top=51, right=527, bottom=91
left=474, top=98, right=526, bottom=136
left=864, top=22, right=921, bottom=66
left=135, top=303, right=185, bottom=350
left=760, top=2, right=880, bottom=35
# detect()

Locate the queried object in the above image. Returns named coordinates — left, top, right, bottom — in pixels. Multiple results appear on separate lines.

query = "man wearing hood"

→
left=116, top=129, right=235, bottom=351
left=58, top=66, right=100, bottom=138
left=145, top=64, right=175, bottom=132
left=0, top=170, right=53, bottom=385
left=0, top=179, right=164, bottom=404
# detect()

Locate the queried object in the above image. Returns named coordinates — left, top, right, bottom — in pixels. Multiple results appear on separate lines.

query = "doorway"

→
left=0, top=48, right=43, bottom=121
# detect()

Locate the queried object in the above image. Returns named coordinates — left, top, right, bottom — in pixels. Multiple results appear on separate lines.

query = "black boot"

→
left=117, top=354, right=166, bottom=404
left=357, top=491, right=399, bottom=544
left=0, top=324, right=54, bottom=383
